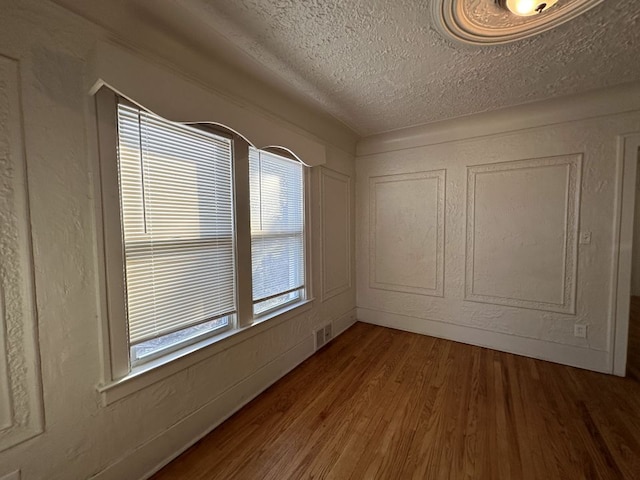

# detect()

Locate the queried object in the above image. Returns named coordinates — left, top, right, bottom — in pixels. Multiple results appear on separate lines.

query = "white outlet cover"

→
left=0, top=471, right=20, bottom=480
left=579, top=231, right=592, bottom=244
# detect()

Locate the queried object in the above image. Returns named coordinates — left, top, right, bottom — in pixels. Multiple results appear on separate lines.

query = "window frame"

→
left=115, top=99, right=239, bottom=368
left=94, top=88, right=313, bottom=395
left=249, top=147, right=308, bottom=318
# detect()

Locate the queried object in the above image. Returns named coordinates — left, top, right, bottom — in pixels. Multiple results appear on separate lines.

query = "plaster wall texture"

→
left=0, top=1, right=356, bottom=479
left=356, top=110, right=640, bottom=372
left=0, top=50, right=44, bottom=453
left=632, top=166, right=640, bottom=297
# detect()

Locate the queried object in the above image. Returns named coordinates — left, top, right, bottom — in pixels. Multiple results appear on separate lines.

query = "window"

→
left=97, top=90, right=309, bottom=383
left=250, top=148, right=305, bottom=315
left=116, top=103, right=236, bottom=364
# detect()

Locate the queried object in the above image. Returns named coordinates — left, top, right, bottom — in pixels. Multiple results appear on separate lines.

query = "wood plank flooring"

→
left=152, top=322, right=640, bottom=480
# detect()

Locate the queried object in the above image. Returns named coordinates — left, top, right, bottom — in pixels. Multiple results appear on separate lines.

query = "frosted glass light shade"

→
left=503, top=0, right=559, bottom=16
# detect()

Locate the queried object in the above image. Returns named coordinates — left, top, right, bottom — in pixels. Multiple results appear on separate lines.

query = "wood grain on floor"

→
left=152, top=322, right=640, bottom=480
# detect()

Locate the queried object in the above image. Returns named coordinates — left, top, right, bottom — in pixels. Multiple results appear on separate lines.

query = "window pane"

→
left=249, top=148, right=305, bottom=315
left=131, top=316, right=231, bottom=362
left=254, top=290, right=302, bottom=316
left=117, top=103, right=236, bottom=354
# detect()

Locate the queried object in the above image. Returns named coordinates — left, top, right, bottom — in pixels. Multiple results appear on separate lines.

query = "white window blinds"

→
left=249, top=148, right=305, bottom=315
left=116, top=102, right=236, bottom=351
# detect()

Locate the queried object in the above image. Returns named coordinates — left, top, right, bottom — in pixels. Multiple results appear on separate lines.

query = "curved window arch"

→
left=95, top=87, right=310, bottom=385
left=88, top=41, right=326, bottom=167
left=249, top=147, right=306, bottom=315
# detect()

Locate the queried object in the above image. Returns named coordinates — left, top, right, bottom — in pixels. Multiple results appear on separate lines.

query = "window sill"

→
left=98, top=299, right=314, bottom=405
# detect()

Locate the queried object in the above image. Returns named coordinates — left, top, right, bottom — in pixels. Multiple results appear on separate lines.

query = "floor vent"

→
left=315, top=323, right=334, bottom=351
left=324, top=323, right=333, bottom=342
left=315, top=328, right=326, bottom=350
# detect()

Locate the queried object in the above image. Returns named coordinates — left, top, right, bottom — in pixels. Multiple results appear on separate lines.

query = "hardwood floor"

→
left=628, top=296, right=640, bottom=382
left=152, top=323, right=640, bottom=480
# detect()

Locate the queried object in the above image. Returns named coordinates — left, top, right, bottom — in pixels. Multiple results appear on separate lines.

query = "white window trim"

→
left=99, top=300, right=313, bottom=405
left=93, top=88, right=314, bottom=404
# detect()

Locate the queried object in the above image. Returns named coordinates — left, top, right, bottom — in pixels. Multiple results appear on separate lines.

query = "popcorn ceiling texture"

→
left=186, top=0, right=640, bottom=135
left=51, top=0, right=640, bottom=136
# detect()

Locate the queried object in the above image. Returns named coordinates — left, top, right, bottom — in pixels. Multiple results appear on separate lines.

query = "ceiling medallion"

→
left=432, top=0, right=604, bottom=45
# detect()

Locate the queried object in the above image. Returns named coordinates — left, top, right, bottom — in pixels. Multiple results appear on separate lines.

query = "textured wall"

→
left=356, top=109, right=640, bottom=372
left=369, top=170, right=445, bottom=297
left=632, top=169, right=640, bottom=297
left=319, top=167, right=353, bottom=301
left=465, top=155, right=580, bottom=314
left=0, top=1, right=356, bottom=479
left=0, top=53, right=44, bottom=453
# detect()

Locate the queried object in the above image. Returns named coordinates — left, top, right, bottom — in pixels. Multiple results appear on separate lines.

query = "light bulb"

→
left=502, top=0, right=558, bottom=17
left=513, top=0, right=536, bottom=15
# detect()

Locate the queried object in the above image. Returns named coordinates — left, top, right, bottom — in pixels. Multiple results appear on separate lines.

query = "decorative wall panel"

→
left=0, top=55, right=44, bottom=451
left=370, top=170, right=445, bottom=297
left=0, top=290, right=11, bottom=431
left=320, top=168, right=352, bottom=301
left=465, top=154, right=582, bottom=313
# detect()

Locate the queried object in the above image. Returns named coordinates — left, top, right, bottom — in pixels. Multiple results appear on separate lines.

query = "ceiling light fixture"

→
left=498, top=0, right=559, bottom=16
left=435, top=0, right=604, bottom=45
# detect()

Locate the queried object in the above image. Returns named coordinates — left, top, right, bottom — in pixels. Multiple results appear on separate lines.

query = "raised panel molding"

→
left=0, top=288, right=12, bottom=431
left=465, top=154, right=582, bottom=314
left=0, top=54, right=44, bottom=451
left=319, top=168, right=352, bottom=301
left=369, top=170, right=445, bottom=297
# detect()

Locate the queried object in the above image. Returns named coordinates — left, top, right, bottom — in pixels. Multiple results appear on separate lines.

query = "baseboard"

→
left=90, top=334, right=315, bottom=480
left=357, top=307, right=611, bottom=374
left=332, top=308, right=357, bottom=337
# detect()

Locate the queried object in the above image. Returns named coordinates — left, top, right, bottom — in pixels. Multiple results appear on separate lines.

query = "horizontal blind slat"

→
left=117, top=102, right=237, bottom=346
left=249, top=148, right=305, bottom=314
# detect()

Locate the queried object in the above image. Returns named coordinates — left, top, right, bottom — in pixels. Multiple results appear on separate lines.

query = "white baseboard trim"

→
left=91, top=311, right=360, bottom=480
left=357, top=307, right=611, bottom=374
left=332, top=308, right=357, bottom=338
left=90, top=334, right=315, bottom=480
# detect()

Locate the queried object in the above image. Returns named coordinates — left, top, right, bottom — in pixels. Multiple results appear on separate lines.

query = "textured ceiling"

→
left=53, top=0, right=640, bottom=136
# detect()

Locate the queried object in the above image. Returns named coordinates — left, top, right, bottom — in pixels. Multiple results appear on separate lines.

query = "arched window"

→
left=96, top=89, right=310, bottom=389
left=249, top=147, right=306, bottom=315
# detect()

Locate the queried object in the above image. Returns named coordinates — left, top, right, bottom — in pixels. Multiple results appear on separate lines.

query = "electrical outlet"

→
left=579, top=231, right=592, bottom=245
left=574, top=324, right=587, bottom=339
left=315, top=329, right=325, bottom=350
left=0, top=470, right=20, bottom=480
